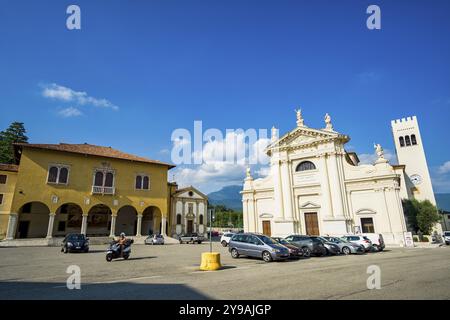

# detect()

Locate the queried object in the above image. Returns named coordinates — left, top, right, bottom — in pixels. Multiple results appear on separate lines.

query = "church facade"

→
left=242, top=112, right=437, bottom=246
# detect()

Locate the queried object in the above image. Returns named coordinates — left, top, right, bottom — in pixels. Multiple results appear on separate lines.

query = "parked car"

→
left=362, top=233, right=385, bottom=251
left=322, top=236, right=365, bottom=255
left=61, top=233, right=89, bottom=253
left=179, top=232, right=205, bottom=244
left=145, top=234, right=164, bottom=245
left=272, top=237, right=304, bottom=258
left=220, top=232, right=235, bottom=247
left=310, top=236, right=340, bottom=255
left=284, top=235, right=327, bottom=257
left=342, top=235, right=372, bottom=251
left=228, top=233, right=290, bottom=262
left=443, top=231, right=450, bottom=245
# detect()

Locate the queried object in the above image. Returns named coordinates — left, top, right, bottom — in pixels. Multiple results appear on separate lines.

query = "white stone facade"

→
left=170, top=186, right=208, bottom=237
left=242, top=112, right=423, bottom=246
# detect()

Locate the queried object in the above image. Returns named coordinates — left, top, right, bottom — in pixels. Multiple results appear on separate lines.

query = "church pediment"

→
left=299, top=201, right=321, bottom=209
left=268, top=126, right=349, bottom=154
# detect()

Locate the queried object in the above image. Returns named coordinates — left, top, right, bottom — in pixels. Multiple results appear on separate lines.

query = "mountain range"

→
left=207, top=185, right=242, bottom=211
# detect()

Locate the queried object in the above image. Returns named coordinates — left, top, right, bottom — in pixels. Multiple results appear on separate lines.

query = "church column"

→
left=318, top=154, right=333, bottom=217
left=46, top=213, right=56, bottom=239
left=272, top=158, right=284, bottom=220
left=5, top=213, right=18, bottom=240
left=136, top=214, right=143, bottom=237
left=280, top=159, right=294, bottom=220
left=109, top=215, right=117, bottom=237
left=328, top=153, right=345, bottom=217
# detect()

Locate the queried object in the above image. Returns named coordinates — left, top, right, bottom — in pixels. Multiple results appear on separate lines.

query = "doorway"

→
left=187, top=220, right=193, bottom=234
left=17, top=221, right=30, bottom=239
left=361, top=217, right=375, bottom=233
left=262, top=221, right=271, bottom=236
left=304, top=212, right=319, bottom=235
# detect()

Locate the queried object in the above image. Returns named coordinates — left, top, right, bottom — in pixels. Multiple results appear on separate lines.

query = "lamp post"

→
left=208, top=207, right=215, bottom=253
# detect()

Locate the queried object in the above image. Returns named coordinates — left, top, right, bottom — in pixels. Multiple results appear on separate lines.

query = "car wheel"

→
left=372, top=244, right=380, bottom=252
left=324, top=248, right=330, bottom=256
left=106, top=253, right=113, bottom=262
left=84, top=248, right=89, bottom=253
left=221, top=241, right=228, bottom=247
left=342, top=246, right=351, bottom=255
left=123, top=254, right=129, bottom=260
left=262, top=251, right=273, bottom=262
left=302, top=247, right=311, bottom=257
left=231, top=248, right=239, bottom=259
left=198, top=241, right=202, bottom=244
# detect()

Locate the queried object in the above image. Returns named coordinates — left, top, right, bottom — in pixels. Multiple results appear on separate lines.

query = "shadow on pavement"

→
left=0, top=281, right=211, bottom=299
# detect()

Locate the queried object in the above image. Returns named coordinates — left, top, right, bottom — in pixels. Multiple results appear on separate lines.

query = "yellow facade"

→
left=0, top=168, right=18, bottom=238
left=1, top=144, right=174, bottom=240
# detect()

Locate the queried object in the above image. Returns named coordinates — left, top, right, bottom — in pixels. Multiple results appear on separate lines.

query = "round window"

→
left=188, top=191, right=194, bottom=197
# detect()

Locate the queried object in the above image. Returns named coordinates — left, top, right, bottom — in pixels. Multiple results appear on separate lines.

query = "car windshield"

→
left=316, top=237, right=328, bottom=242
left=444, top=232, right=450, bottom=236
left=338, top=237, right=350, bottom=243
left=67, top=234, right=85, bottom=241
left=257, top=235, right=278, bottom=245
left=276, top=238, right=289, bottom=245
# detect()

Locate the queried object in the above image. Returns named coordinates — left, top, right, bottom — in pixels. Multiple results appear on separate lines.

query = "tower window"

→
left=296, top=161, right=316, bottom=172
left=399, top=136, right=405, bottom=147
left=405, top=135, right=411, bottom=146
left=411, top=134, right=417, bottom=145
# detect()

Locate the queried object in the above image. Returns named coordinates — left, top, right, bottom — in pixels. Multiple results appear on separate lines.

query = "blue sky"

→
left=0, top=0, right=449, bottom=193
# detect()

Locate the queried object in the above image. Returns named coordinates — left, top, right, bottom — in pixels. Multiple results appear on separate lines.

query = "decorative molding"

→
left=355, top=208, right=377, bottom=215
left=299, top=201, right=321, bottom=209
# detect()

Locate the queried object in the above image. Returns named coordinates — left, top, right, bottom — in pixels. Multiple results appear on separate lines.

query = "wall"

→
left=0, top=169, right=17, bottom=238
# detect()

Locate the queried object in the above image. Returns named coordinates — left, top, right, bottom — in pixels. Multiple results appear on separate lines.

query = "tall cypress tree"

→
left=0, top=122, right=29, bottom=164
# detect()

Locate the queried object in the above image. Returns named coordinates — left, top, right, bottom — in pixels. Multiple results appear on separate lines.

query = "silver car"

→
left=322, top=236, right=365, bottom=255
left=145, top=234, right=164, bottom=245
left=228, top=233, right=290, bottom=262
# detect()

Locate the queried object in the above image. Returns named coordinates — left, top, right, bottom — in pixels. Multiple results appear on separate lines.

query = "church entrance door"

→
left=262, top=221, right=271, bottom=236
left=305, top=212, right=319, bottom=235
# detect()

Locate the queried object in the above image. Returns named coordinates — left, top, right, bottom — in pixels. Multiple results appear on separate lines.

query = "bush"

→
left=413, top=236, right=419, bottom=242
left=422, top=236, right=429, bottom=242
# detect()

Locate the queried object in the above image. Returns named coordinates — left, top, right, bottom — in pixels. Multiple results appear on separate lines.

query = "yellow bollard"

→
left=199, top=252, right=222, bottom=271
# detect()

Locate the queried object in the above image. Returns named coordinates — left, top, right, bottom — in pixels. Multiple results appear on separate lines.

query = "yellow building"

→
left=0, top=143, right=180, bottom=241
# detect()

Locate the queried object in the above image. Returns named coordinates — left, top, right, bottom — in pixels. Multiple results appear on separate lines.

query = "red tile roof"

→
left=0, top=163, right=19, bottom=172
left=14, top=143, right=175, bottom=168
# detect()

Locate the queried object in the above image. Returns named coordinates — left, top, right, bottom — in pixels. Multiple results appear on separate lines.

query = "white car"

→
left=145, top=234, right=164, bottom=245
left=444, top=231, right=450, bottom=245
left=362, top=233, right=385, bottom=251
left=342, top=235, right=372, bottom=251
left=220, top=232, right=235, bottom=247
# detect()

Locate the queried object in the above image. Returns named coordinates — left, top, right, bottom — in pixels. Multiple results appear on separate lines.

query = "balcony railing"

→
left=92, top=186, right=115, bottom=195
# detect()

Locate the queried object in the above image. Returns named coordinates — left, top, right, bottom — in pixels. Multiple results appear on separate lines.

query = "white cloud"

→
left=358, top=148, right=395, bottom=165
left=158, top=149, right=170, bottom=155
left=171, top=132, right=270, bottom=193
left=256, top=166, right=271, bottom=177
left=42, top=83, right=119, bottom=110
left=438, top=161, right=450, bottom=174
left=58, top=107, right=83, bottom=118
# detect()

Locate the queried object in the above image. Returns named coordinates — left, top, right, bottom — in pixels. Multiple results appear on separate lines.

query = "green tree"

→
left=0, top=122, right=28, bottom=164
left=402, top=199, right=440, bottom=234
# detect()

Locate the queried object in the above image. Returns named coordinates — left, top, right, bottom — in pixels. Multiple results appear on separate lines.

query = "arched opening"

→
left=16, top=202, right=50, bottom=238
left=411, top=134, right=417, bottom=145
left=176, top=214, right=182, bottom=225
left=296, top=161, right=316, bottom=172
left=116, top=205, right=137, bottom=236
left=141, top=206, right=162, bottom=236
left=54, top=203, right=83, bottom=237
left=87, top=204, right=111, bottom=237
left=399, top=136, right=405, bottom=147
left=405, top=135, right=411, bottom=146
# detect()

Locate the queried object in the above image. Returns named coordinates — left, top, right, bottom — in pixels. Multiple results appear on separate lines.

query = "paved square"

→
left=0, top=243, right=449, bottom=299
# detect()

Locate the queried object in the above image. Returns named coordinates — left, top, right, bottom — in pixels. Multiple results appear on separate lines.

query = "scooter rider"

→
left=117, top=232, right=127, bottom=257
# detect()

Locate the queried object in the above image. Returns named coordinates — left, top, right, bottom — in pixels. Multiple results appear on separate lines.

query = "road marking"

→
left=52, top=275, right=163, bottom=288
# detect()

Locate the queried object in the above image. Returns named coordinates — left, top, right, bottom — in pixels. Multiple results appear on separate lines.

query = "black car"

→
left=284, top=235, right=327, bottom=257
left=310, top=236, right=341, bottom=255
left=61, top=233, right=89, bottom=253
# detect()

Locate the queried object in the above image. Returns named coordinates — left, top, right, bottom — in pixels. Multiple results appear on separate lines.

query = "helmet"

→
left=120, top=232, right=125, bottom=237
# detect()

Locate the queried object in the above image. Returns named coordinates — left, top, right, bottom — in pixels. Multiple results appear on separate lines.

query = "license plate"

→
left=76, top=247, right=81, bottom=249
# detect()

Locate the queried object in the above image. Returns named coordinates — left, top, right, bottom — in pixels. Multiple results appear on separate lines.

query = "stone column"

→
left=109, top=215, right=117, bottom=237
left=318, top=154, right=333, bottom=217
left=136, top=214, right=143, bottom=237
left=328, top=153, right=345, bottom=217
left=280, top=159, right=293, bottom=220
left=46, top=213, right=56, bottom=239
left=81, top=214, right=88, bottom=235
left=272, top=159, right=284, bottom=220
left=161, top=216, right=167, bottom=235
left=5, top=213, right=18, bottom=240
